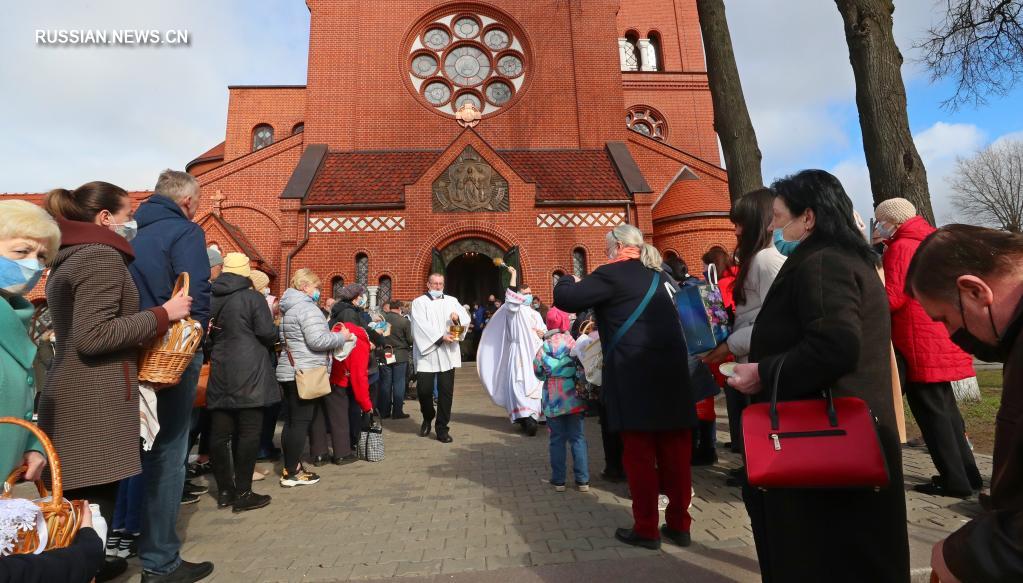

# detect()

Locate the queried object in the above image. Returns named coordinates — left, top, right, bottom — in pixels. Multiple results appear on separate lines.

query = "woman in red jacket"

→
left=876, top=198, right=982, bottom=497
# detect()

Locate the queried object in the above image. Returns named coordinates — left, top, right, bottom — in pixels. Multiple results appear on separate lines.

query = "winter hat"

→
left=222, top=252, right=251, bottom=278
left=874, top=198, right=917, bottom=225
left=337, top=283, right=366, bottom=301
left=207, top=246, right=223, bottom=268
left=249, top=269, right=270, bottom=292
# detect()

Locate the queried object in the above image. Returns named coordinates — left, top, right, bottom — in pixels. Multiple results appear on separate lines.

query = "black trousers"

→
left=417, top=369, right=454, bottom=436
left=65, top=481, right=119, bottom=529
left=596, top=400, right=624, bottom=474
left=210, top=407, right=263, bottom=494
left=309, top=386, right=352, bottom=459
left=280, top=381, right=317, bottom=474
left=724, top=386, right=749, bottom=454
left=906, top=381, right=982, bottom=492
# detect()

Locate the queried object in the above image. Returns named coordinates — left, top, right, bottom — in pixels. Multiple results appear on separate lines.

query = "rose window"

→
left=626, top=106, right=667, bottom=141
left=407, top=10, right=529, bottom=117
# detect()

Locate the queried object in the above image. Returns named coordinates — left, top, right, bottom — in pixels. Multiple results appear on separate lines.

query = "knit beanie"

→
left=207, top=246, right=223, bottom=268
left=249, top=269, right=270, bottom=292
left=222, top=252, right=251, bottom=278
left=337, top=283, right=366, bottom=301
left=874, top=198, right=916, bottom=225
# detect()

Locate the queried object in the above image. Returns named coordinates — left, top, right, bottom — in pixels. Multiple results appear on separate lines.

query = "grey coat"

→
left=275, top=288, right=347, bottom=382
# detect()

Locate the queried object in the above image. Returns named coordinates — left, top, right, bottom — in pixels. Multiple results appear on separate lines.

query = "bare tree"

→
left=951, top=139, right=1023, bottom=232
left=696, top=0, right=764, bottom=203
left=917, top=1, right=1023, bottom=110
left=835, top=0, right=936, bottom=224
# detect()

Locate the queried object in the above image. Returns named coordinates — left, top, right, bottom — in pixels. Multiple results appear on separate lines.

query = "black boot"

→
left=141, top=560, right=214, bottom=582
left=216, top=490, right=235, bottom=509
left=96, top=557, right=128, bottom=582
left=614, top=528, right=660, bottom=550
left=660, top=525, right=692, bottom=547
left=419, top=420, right=432, bottom=437
left=232, top=491, right=272, bottom=513
left=524, top=418, right=539, bottom=437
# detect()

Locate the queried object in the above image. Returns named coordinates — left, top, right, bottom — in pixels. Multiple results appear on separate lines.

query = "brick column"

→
left=632, top=193, right=656, bottom=241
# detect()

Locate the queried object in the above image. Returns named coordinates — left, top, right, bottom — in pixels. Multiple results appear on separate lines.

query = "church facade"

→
left=183, top=0, right=732, bottom=305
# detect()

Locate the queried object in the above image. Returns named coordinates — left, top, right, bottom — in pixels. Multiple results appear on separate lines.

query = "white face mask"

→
left=112, top=219, right=138, bottom=241
left=428, top=289, right=443, bottom=299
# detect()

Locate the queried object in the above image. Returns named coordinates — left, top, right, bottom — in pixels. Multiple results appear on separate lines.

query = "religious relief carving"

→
left=432, top=147, right=509, bottom=212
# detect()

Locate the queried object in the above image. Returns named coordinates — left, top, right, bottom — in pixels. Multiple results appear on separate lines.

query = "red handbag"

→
left=741, top=356, right=890, bottom=489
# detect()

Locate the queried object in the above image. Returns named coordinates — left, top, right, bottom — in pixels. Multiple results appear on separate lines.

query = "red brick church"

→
left=30, top=0, right=736, bottom=306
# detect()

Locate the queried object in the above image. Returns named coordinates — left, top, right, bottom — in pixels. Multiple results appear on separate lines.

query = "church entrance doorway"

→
left=430, top=238, right=520, bottom=306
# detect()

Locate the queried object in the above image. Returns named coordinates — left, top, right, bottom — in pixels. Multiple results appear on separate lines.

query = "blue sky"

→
left=1, top=0, right=1020, bottom=226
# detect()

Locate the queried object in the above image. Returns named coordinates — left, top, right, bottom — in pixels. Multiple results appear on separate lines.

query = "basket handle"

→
left=172, top=272, right=190, bottom=298
left=0, top=417, right=64, bottom=511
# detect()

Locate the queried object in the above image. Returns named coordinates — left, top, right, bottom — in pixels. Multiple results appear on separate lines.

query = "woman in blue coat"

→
left=0, top=200, right=61, bottom=482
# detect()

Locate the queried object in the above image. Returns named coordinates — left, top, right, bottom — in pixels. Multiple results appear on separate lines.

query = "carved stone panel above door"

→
left=432, top=146, right=510, bottom=212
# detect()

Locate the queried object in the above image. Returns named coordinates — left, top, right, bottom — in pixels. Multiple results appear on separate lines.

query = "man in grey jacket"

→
left=380, top=300, right=414, bottom=419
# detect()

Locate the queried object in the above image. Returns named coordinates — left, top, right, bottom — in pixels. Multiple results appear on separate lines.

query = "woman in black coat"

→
left=728, top=170, right=909, bottom=582
left=555, top=224, right=697, bottom=551
left=207, top=255, right=279, bottom=512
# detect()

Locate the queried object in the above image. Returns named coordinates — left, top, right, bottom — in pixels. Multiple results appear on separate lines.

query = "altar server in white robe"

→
left=411, top=273, right=471, bottom=443
left=478, top=266, right=547, bottom=435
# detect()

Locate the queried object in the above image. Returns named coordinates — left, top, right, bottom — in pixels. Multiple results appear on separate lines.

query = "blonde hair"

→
left=0, top=200, right=62, bottom=264
left=290, top=268, right=320, bottom=290
left=607, top=224, right=662, bottom=271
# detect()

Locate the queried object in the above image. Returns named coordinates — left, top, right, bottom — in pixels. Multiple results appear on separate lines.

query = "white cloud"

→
left=992, top=130, right=1023, bottom=148
left=914, top=122, right=986, bottom=161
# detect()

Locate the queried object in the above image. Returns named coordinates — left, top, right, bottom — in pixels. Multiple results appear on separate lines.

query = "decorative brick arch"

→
left=219, top=203, right=283, bottom=229
left=412, top=220, right=525, bottom=282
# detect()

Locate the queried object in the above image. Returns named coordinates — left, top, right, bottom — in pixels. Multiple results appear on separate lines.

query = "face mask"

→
left=112, top=219, right=138, bottom=242
left=311, top=289, right=321, bottom=303
left=772, top=217, right=806, bottom=257
left=950, top=290, right=1008, bottom=362
left=877, top=222, right=895, bottom=240
left=522, top=294, right=533, bottom=306
left=355, top=295, right=367, bottom=308
left=0, top=257, right=45, bottom=295
left=428, top=289, right=444, bottom=299
left=262, top=288, right=270, bottom=296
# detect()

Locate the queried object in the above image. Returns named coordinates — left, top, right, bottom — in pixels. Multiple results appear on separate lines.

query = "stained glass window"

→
left=378, top=276, right=392, bottom=305
left=408, top=12, right=526, bottom=117
left=332, top=276, right=345, bottom=299
left=484, top=29, right=510, bottom=50
left=626, top=107, right=667, bottom=141
left=572, top=248, right=587, bottom=278
left=252, top=125, right=273, bottom=151
left=453, top=17, right=481, bottom=39
left=356, top=254, right=369, bottom=285
left=411, top=53, right=438, bottom=77
left=424, top=28, right=450, bottom=50
left=424, top=81, right=452, bottom=105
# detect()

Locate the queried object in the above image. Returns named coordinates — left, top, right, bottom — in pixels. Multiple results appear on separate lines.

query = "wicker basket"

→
left=0, top=416, right=85, bottom=554
left=138, top=272, right=202, bottom=385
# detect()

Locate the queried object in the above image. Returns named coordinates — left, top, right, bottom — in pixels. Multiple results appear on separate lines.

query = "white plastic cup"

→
left=89, top=503, right=108, bottom=546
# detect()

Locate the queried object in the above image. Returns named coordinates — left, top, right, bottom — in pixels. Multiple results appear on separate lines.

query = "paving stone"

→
left=486, top=553, right=532, bottom=570
left=530, top=550, right=576, bottom=566
left=441, top=557, right=488, bottom=573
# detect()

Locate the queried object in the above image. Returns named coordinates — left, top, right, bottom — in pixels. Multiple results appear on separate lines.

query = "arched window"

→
left=378, top=275, right=392, bottom=305
left=551, top=269, right=565, bottom=289
left=621, top=31, right=641, bottom=72
left=292, top=122, right=304, bottom=135
left=252, top=124, right=273, bottom=151
left=572, top=248, right=587, bottom=278
left=331, top=275, right=345, bottom=299
left=647, top=31, right=664, bottom=71
left=355, top=253, right=369, bottom=285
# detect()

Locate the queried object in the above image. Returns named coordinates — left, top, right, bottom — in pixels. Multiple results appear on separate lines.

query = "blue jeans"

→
left=113, top=474, right=145, bottom=533
left=548, top=413, right=589, bottom=485
left=139, top=352, right=202, bottom=574
left=378, top=362, right=408, bottom=417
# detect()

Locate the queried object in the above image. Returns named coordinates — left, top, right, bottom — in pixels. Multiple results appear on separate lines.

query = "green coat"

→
left=0, top=294, right=42, bottom=477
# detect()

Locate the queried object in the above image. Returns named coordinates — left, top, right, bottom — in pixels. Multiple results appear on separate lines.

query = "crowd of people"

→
left=1, top=166, right=1021, bottom=583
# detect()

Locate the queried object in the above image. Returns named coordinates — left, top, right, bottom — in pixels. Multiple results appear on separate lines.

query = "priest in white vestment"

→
left=477, top=266, right=547, bottom=435
left=411, top=273, right=471, bottom=443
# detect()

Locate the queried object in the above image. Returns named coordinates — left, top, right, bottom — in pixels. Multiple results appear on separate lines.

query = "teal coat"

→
left=0, top=294, right=42, bottom=477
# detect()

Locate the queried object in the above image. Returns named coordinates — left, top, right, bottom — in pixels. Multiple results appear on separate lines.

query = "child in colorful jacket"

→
left=533, top=332, right=589, bottom=492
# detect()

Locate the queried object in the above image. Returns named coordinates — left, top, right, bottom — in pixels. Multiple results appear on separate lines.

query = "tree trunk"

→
left=695, top=0, right=764, bottom=204
left=835, top=0, right=935, bottom=224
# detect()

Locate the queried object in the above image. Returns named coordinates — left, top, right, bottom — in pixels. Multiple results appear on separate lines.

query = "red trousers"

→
left=621, top=429, right=693, bottom=539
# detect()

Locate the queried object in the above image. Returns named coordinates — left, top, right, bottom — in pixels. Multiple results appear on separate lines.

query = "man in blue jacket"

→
left=129, top=170, right=214, bottom=583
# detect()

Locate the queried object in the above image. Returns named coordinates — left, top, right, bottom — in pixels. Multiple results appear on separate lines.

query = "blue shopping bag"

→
left=675, top=265, right=731, bottom=355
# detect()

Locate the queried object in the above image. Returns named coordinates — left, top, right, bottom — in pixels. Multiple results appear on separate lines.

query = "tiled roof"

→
left=652, top=173, right=730, bottom=220
left=497, top=150, right=630, bottom=202
left=186, top=142, right=226, bottom=173
left=305, top=151, right=440, bottom=206
left=303, top=148, right=630, bottom=206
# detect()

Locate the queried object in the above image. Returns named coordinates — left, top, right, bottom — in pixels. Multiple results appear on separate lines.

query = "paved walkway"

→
left=109, top=365, right=988, bottom=582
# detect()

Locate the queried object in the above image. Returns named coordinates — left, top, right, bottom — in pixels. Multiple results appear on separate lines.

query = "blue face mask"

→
left=311, top=289, right=321, bottom=303
left=522, top=294, right=533, bottom=306
left=428, top=289, right=444, bottom=299
left=0, top=257, right=45, bottom=295
left=772, top=218, right=806, bottom=257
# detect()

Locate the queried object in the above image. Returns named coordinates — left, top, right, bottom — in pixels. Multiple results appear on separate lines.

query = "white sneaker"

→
left=549, top=481, right=566, bottom=492
left=658, top=494, right=669, bottom=510
left=280, top=469, right=320, bottom=487
left=576, top=483, right=590, bottom=492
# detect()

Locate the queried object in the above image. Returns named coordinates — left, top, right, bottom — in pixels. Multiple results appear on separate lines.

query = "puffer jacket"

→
left=533, top=332, right=586, bottom=418
left=883, top=216, right=975, bottom=383
left=276, top=288, right=347, bottom=382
